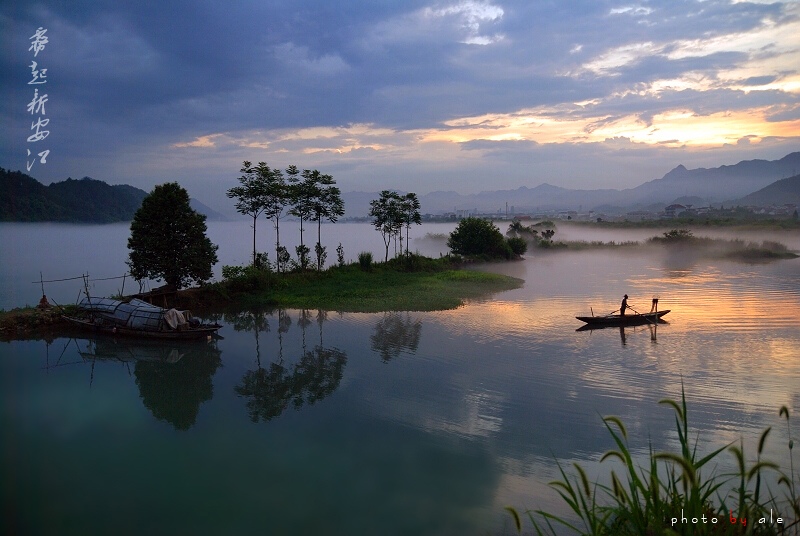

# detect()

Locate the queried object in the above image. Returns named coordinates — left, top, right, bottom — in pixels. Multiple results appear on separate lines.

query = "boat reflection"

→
left=75, top=336, right=220, bottom=364
left=576, top=322, right=663, bottom=345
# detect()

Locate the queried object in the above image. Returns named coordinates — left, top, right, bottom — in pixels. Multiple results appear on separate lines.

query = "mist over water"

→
left=2, top=221, right=799, bottom=534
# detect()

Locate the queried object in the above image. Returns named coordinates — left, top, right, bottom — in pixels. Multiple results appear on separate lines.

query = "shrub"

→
left=660, top=229, right=695, bottom=242
left=448, top=217, right=511, bottom=259
left=358, top=251, right=373, bottom=271
left=506, top=236, right=528, bottom=256
left=336, top=243, right=345, bottom=267
left=220, top=264, right=276, bottom=292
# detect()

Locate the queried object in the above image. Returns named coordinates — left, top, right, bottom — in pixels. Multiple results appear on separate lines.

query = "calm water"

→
left=2, top=222, right=799, bottom=535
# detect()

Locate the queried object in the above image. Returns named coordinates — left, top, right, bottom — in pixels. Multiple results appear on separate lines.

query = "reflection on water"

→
left=62, top=337, right=223, bottom=430
left=224, top=308, right=349, bottom=423
left=134, top=342, right=222, bottom=431
left=2, top=243, right=800, bottom=534
left=371, top=312, right=422, bottom=362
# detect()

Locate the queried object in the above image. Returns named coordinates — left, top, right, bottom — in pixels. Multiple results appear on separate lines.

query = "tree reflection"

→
left=235, top=361, right=294, bottom=422
left=370, top=312, right=422, bottom=362
left=133, top=341, right=222, bottom=431
left=235, top=309, right=347, bottom=423
left=225, top=308, right=270, bottom=366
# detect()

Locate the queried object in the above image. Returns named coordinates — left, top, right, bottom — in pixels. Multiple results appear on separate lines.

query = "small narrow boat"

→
left=63, top=297, right=221, bottom=340
left=576, top=309, right=670, bottom=327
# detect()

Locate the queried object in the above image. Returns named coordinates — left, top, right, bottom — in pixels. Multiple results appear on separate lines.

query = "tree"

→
left=369, top=190, right=403, bottom=262
left=308, top=171, right=345, bottom=270
left=447, top=217, right=511, bottom=259
left=227, top=161, right=268, bottom=266
left=399, top=192, right=421, bottom=259
left=267, top=166, right=292, bottom=273
left=127, top=182, right=219, bottom=289
left=288, top=169, right=319, bottom=269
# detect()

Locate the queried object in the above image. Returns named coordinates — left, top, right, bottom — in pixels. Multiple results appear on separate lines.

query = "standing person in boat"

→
left=620, top=294, right=629, bottom=316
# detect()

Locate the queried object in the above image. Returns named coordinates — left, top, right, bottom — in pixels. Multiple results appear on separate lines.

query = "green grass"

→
left=186, top=255, right=523, bottom=312
left=507, top=386, right=799, bottom=535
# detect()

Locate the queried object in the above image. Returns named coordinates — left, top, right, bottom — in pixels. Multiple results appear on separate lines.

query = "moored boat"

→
left=63, top=297, right=220, bottom=340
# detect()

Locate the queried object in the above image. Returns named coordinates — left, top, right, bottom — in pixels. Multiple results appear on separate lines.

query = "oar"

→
left=628, top=305, right=655, bottom=325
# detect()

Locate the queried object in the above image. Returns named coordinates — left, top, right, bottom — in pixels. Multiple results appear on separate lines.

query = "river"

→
left=1, top=221, right=799, bottom=535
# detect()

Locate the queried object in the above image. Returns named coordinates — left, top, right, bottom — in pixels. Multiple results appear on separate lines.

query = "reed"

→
left=507, top=385, right=799, bottom=535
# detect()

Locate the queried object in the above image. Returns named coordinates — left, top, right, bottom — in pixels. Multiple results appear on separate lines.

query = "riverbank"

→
left=0, top=304, right=76, bottom=341
left=0, top=258, right=523, bottom=340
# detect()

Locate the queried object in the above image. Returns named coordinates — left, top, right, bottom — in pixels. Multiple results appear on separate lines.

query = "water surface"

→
left=2, top=222, right=799, bottom=535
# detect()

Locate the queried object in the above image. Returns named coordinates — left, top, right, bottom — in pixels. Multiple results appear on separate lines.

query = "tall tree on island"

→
left=266, top=165, right=294, bottom=272
left=288, top=169, right=320, bottom=270
left=127, top=182, right=219, bottom=289
left=369, top=190, right=403, bottom=262
left=308, top=171, right=345, bottom=270
left=227, top=161, right=269, bottom=266
left=399, top=192, right=421, bottom=259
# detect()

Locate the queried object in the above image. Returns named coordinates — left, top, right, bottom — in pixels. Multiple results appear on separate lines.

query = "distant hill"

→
left=0, top=168, right=226, bottom=222
left=0, top=169, right=148, bottom=222
left=341, top=152, right=800, bottom=216
left=190, top=198, right=229, bottom=221
left=618, top=152, right=800, bottom=205
left=730, top=174, right=800, bottom=206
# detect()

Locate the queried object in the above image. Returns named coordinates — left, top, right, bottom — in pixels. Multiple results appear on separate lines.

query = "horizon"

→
left=3, top=1, right=800, bottom=212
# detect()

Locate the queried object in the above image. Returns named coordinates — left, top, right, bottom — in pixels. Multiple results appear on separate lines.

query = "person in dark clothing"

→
left=620, top=294, right=629, bottom=316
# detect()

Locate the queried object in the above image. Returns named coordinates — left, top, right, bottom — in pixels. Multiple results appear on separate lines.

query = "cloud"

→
left=2, top=0, right=799, bottom=204
left=272, top=43, right=349, bottom=75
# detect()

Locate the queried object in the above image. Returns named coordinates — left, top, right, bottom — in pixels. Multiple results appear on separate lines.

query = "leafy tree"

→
left=227, top=161, right=269, bottom=266
left=399, top=192, right=422, bottom=259
left=447, top=217, right=511, bottom=259
left=307, top=171, right=345, bottom=270
left=369, top=190, right=403, bottom=262
left=127, top=182, right=219, bottom=289
left=266, top=166, right=292, bottom=272
left=288, top=169, right=319, bottom=269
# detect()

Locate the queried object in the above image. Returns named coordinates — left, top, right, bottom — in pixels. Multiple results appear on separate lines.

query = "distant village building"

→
left=664, top=204, right=686, bottom=218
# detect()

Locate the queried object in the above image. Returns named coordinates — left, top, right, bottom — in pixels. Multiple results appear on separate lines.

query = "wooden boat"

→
left=63, top=297, right=220, bottom=340
left=576, top=309, right=670, bottom=327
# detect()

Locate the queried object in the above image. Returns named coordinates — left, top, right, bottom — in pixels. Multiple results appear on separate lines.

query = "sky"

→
left=2, top=0, right=799, bottom=212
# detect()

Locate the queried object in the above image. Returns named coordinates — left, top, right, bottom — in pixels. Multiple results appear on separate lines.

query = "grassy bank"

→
left=0, top=304, right=77, bottom=341
left=1, top=256, right=522, bottom=340
left=180, top=255, right=523, bottom=312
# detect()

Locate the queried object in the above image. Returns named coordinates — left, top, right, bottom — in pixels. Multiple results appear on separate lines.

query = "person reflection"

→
left=370, top=312, right=422, bottom=363
left=619, top=326, right=627, bottom=346
left=134, top=342, right=222, bottom=430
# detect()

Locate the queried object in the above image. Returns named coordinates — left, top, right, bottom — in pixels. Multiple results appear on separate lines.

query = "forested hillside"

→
left=0, top=168, right=147, bottom=222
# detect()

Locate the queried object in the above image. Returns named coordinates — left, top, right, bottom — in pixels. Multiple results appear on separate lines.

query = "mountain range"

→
left=339, top=152, right=799, bottom=216
left=2, top=152, right=798, bottom=222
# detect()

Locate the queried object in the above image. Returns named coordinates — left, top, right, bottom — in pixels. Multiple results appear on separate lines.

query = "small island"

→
left=0, top=171, right=526, bottom=340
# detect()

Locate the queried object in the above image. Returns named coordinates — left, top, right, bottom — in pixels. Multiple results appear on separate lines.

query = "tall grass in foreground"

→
left=507, top=387, right=798, bottom=535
